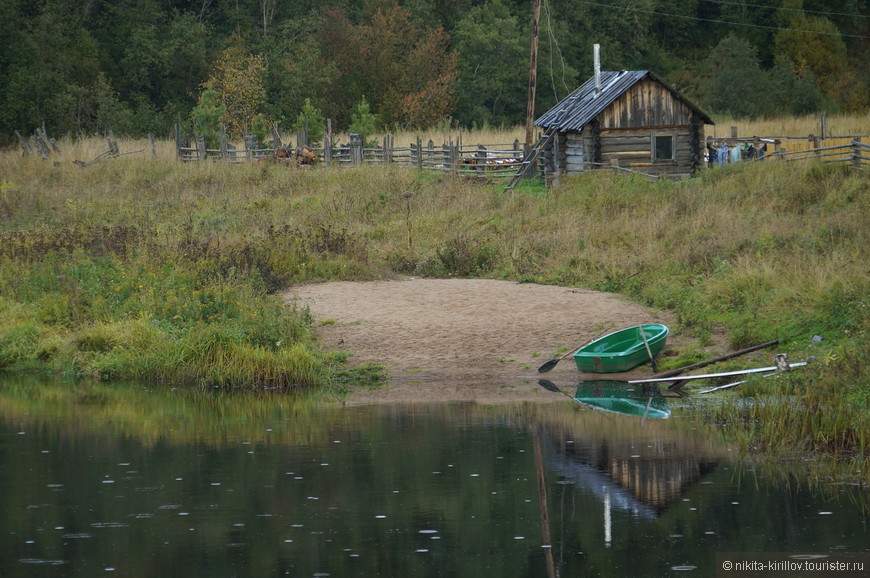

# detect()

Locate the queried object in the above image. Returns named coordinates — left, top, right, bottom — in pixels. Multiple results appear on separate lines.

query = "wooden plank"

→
left=600, top=79, right=696, bottom=129
left=600, top=126, right=689, bottom=136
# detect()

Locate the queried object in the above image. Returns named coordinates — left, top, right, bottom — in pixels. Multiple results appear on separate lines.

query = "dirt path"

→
left=284, top=278, right=679, bottom=404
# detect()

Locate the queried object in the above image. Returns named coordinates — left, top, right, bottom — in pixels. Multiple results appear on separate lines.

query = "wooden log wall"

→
left=600, top=127, right=697, bottom=174
left=550, top=125, right=704, bottom=179
left=599, top=78, right=695, bottom=129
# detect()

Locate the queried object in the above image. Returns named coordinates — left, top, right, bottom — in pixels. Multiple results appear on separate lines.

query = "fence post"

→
left=476, top=145, right=486, bottom=179
left=174, top=124, right=183, bottom=159
left=15, top=130, right=33, bottom=155
left=324, top=119, right=333, bottom=165
left=350, top=133, right=362, bottom=165
left=854, top=137, right=862, bottom=170
left=219, top=124, right=229, bottom=161
left=383, top=135, right=393, bottom=164
left=37, top=124, right=58, bottom=154
left=522, top=142, right=535, bottom=178
left=106, top=130, right=119, bottom=157
left=272, top=123, right=283, bottom=148
left=416, top=135, right=423, bottom=169
left=245, top=135, right=257, bottom=161
left=196, top=136, right=206, bottom=161
left=323, top=133, right=332, bottom=165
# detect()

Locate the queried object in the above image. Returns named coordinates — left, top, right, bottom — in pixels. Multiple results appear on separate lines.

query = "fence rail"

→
left=174, top=123, right=867, bottom=181
left=16, top=123, right=864, bottom=181
left=770, top=139, right=868, bottom=168
left=176, top=125, right=528, bottom=179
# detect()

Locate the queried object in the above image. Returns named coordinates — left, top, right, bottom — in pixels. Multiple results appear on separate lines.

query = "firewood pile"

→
left=274, top=146, right=319, bottom=167
left=457, top=153, right=521, bottom=167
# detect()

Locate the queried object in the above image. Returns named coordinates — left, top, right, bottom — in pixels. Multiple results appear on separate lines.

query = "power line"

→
left=542, top=0, right=571, bottom=102
left=568, top=0, right=870, bottom=39
left=699, top=0, right=869, bottom=20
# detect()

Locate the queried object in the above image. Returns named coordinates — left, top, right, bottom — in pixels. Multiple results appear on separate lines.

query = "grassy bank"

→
left=1, top=127, right=868, bottom=477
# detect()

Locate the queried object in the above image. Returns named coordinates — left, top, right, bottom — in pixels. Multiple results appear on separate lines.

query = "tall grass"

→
left=1, top=122, right=869, bottom=474
left=710, top=112, right=870, bottom=137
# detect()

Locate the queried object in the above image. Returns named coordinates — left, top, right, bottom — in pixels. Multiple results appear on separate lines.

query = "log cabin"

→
left=535, top=70, right=714, bottom=180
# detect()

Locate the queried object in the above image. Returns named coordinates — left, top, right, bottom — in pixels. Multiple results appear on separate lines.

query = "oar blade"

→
left=537, top=379, right=561, bottom=393
left=537, top=358, right=560, bottom=373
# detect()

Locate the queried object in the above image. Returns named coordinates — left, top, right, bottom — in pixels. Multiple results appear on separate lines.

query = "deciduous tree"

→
left=774, top=7, right=853, bottom=110
left=207, top=39, right=267, bottom=138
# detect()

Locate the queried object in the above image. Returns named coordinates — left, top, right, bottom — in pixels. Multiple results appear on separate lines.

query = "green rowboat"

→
left=573, top=324, right=669, bottom=373
left=573, top=381, right=671, bottom=419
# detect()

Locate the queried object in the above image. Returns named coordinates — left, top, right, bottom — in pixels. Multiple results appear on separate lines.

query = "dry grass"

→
left=709, top=112, right=870, bottom=138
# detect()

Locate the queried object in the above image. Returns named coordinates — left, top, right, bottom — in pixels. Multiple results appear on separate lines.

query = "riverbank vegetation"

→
left=1, top=120, right=868, bottom=481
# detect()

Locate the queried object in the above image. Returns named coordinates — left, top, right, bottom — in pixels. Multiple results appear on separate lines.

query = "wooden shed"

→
left=535, top=70, right=714, bottom=180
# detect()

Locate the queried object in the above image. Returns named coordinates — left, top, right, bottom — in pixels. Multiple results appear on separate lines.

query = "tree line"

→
left=1, top=0, right=867, bottom=144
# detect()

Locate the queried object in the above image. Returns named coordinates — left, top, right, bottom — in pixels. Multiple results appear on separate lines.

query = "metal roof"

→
left=535, top=70, right=714, bottom=131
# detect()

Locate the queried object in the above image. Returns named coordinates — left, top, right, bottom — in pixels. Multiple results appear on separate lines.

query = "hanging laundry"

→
left=730, top=144, right=741, bottom=163
left=717, top=144, right=728, bottom=166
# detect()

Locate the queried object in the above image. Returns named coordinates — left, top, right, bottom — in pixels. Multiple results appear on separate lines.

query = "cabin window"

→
left=653, top=134, right=675, bottom=162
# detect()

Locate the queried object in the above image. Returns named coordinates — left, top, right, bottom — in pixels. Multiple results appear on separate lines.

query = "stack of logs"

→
left=274, top=146, right=318, bottom=167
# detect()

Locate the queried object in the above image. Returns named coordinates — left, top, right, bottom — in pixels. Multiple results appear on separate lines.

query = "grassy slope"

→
left=0, top=131, right=868, bottom=479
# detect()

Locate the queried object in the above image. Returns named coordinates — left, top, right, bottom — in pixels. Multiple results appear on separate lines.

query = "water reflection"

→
left=0, top=375, right=867, bottom=577
left=572, top=380, right=676, bottom=419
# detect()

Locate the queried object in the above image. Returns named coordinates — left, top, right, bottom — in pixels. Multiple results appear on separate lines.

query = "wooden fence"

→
left=706, top=134, right=868, bottom=170
left=770, top=137, right=868, bottom=168
left=175, top=124, right=528, bottom=178
left=329, top=134, right=527, bottom=177
left=175, top=122, right=868, bottom=183
left=13, top=122, right=867, bottom=178
left=15, top=125, right=157, bottom=165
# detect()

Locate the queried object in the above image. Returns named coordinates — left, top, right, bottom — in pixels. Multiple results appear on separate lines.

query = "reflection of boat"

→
left=573, top=381, right=670, bottom=419
left=573, top=324, right=669, bottom=373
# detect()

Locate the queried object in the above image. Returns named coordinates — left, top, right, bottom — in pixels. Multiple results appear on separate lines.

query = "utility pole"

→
left=524, top=0, right=541, bottom=148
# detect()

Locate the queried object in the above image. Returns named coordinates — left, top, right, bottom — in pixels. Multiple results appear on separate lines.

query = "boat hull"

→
left=573, top=324, right=669, bottom=373
left=574, top=381, right=671, bottom=419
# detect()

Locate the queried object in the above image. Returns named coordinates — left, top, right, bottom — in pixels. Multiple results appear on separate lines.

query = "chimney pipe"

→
left=594, top=44, right=601, bottom=93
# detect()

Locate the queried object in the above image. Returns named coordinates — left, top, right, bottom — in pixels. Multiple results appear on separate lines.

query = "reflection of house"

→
left=535, top=70, right=714, bottom=181
left=549, top=436, right=719, bottom=516
left=607, top=453, right=718, bottom=512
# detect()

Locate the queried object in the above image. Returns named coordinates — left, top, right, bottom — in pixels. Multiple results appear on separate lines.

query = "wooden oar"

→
left=638, top=326, right=658, bottom=373
left=537, top=380, right=612, bottom=419
left=537, top=344, right=583, bottom=373
left=537, top=379, right=573, bottom=399
left=537, top=328, right=611, bottom=373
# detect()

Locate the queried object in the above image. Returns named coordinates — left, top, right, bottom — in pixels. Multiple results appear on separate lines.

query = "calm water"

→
left=0, top=375, right=867, bottom=577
